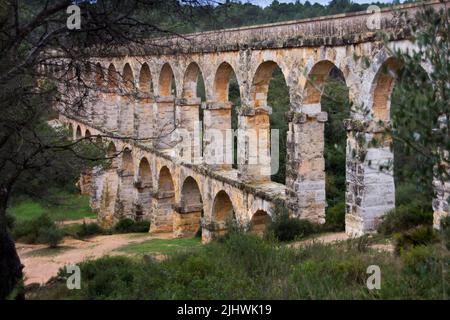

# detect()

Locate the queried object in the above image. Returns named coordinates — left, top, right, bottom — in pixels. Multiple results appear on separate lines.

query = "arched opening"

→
left=159, top=63, right=176, bottom=97
left=121, top=148, right=134, bottom=176
left=373, top=57, right=433, bottom=222
left=139, top=63, right=153, bottom=94
left=137, top=63, right=154, bottom=140
left=179, top=62, right=205, bottom=162
left=211, top=190, right=235, bottom=236
left=75, top=125, right=82, bottom=139
left=212, top=62, right=241, bottom=169
left=305, top=60, right=349, bottom=230
left=246, top=61, right=289, bottom=183
left=68, top=123, right=74, bottom=140
left=95, top=63, right=104, bottom=88
left=249, top=210, right=271, bottom=236
left=155, top=63, right=176, bottom=149
left=135, top=157, right=153, bottom=222
left=107, top=64, right=118, bottom=91
left=122, top=63, right=134, bottom=93
left=85, top=129, right=91, bottom=137
left=151, top=166, right=175, bottom=233
left=119, top=64, right=135, bottom=136
left=175, top=176, right=203, bottom=237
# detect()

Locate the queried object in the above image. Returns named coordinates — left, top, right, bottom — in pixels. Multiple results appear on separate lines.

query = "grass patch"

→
left=118, top=237, right=202, bottom=256
left=9, top=191, right=96, bottom=222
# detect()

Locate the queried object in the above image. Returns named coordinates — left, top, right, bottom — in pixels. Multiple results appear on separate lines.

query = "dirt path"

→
left=289, top=232, right=349, bottom=248
left=17, top=232, right=173, bottom=285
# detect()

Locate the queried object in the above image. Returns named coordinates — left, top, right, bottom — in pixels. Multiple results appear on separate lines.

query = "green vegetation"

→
left=113, top=218, right=151, bottom=234
left=8, top=191, right=95, bottom=223
left=12, top=214, right=63, bottom=248
left=267, top=209, right=319, bottom=242
left=27, top=232, right=449, bottom=300
left=118, top=237, right=202, bottom=256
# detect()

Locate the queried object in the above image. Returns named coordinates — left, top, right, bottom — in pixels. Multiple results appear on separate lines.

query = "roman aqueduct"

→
left=47, top=1, right=448, bottom=242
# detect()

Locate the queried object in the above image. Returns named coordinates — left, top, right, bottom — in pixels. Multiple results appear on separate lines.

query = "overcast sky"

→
left=242, top=0, right=394, bottom=7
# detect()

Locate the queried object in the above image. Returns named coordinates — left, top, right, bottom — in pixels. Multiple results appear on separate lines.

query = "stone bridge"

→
left=52, top=0, right=448, bottom=241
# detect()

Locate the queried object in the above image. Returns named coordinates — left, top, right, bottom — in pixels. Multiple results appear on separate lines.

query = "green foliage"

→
left=12, top=214, right=62, bottom=247
left=36, top=226, right=64, bottom=248
left=28, top=233, right=449, bottom=300
left=113, top=218, right=150, bottom=234
left=324, top=201, right=346, bottom=232
left=378, top=205, right=433, bottom=236
left=118, top=237, right=202, bottom=256
left=69, top=222, right=105, bottom=239
left=267, top=209, right=318, bottom=242
left=394, top=226, right=439, bottom=255
left=440, top=216, right=450, bottom=250
left=8, top=191, right=96, bottom=222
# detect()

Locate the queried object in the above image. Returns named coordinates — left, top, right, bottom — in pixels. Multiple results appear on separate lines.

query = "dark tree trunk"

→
left=0, top=187, right=24, bottom=300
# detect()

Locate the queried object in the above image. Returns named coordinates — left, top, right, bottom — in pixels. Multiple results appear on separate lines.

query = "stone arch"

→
left=158, top=63, right=176, bottom=97
left=213, top=62, right=240, bottom=102
left=122, top=63, right=135, bottom=92
left=249, top=209, right=271, bottom=236
left=182, top=62, right=205, bottom=99
left=95, top=63, right=104, bottom=87
left=135, top=157, right=153, bottom=222
left=121, top=148, right=134, bottom=176
left=138, top=63, right=153, bottom=94
left=303, top=60, right=346, bottom=109
left=370, top=57, right=403, bottom=122
left=107, top=63, right=119, bottom=91
left=151, top=165, right=175, bottom=233
left=211, top=190, right=235, bottom=225
left=251, top=60, right=288, bottom=108
left=175, top=176, right=203, bottom=237
left=85, top=129, right=91, bottom=137
left=158, top=166, right=174, bottom=192
left=75, top=125, right=82, bottom=139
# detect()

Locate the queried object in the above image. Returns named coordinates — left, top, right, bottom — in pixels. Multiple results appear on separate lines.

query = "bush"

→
left=267, top=212, right=317, bottom=242
left=394, top=225, right=439, bottom=255
left=77, top=222, right=105, bottom=238
left=440, top=215, right=450, bottom=250
left=13, top=214, right=55, bottom=244
left=5, top=212, right=15, bottom=230
left=36, top=227, right=64, bottom=248
left=113, top=218, right=150, bottom=234
left=324, top=201, right=345, bottom=231
left=377, top=204, right=433, bottom=235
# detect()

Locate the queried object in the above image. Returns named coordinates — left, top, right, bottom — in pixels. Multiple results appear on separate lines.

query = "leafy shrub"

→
left=394, top=225, right=439, bottom=255
left=77, top=222, right=105, bottom=238
left=440, top=215, right=450, bottom=250
left=267, top=212, right=317, bottom=242
left=113, top=218, right=150, bottom=234
left=12, top=214, right=55, bottom=244
left=377, top=205, right=433, bottom=235
left=36, top=227, right=64, bottom=248
left=324, top=201, right=345, bottom=231
left=401, top=245, right=442, bottom=277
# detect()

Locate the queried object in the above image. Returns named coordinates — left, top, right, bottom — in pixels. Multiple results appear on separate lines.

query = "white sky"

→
left=242, top=0, right=394, bottom=7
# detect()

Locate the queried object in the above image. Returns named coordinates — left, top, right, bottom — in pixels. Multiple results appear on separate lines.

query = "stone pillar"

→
left=133, top=177, right=152, bottom=222
left=98, top=165, right=119, bottom=228
left=104, top=89, right=119, bottom=132
left=89, top=166, right=105, bottom=214
left=118, top=93, right=135, bottom=137
left=92, top=90, right=105, bottom=128
left=150, top=190, right=175, bottom=233
left=200, top=218, right=228, bottom=244
left=202, top=101, right=233, bottom=170
left=173, top=203, right=202, bottom=238
left=237, top=105, right=272, bottom=183
left=344, top=119, right=395, bottom=236
left=286, top=111, right=327, bottom=224
left=175, top=98, right=202, bottom=163
left=432, top=179, right=450, bottom=229
left=154, top=95, right=176, bottom=149
left=135, top=92, right=154, bottom=145
left=114, top=169, right=135, bottom=220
